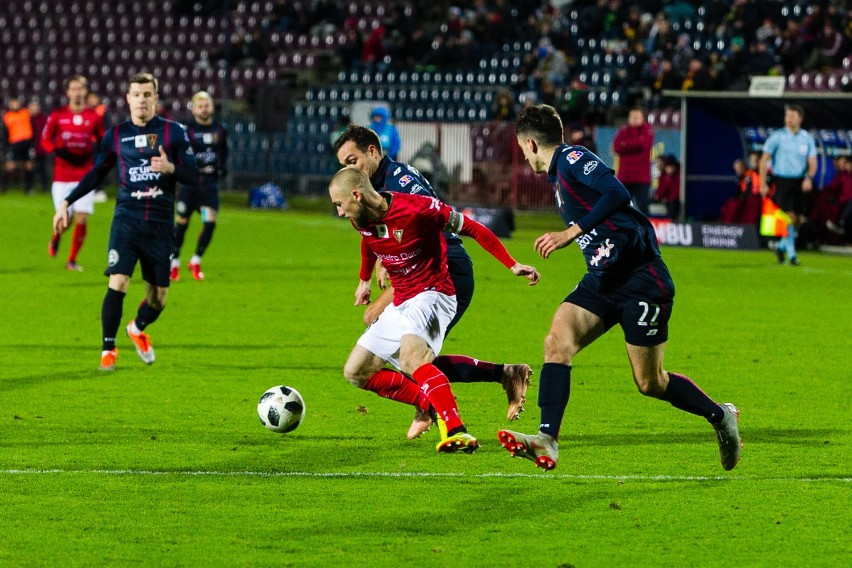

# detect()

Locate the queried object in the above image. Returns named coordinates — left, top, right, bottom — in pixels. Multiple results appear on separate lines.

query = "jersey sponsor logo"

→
left=202, top=132, right=216, bottom=144
left=583, top=160, right=598, bottom=175
left=121, top=136, right=136, bottom=142
left=375, top=248, right=422, bottom=263
left=399, top=175, right=413, bottom=187
left=134, top=135, right=147, bottom=148
left=393, top=229, right=403, bottom=242
left=393, top=167, right=401, bottom=176
left=590, top=238, right=615, bottom=266
left=131, top=187, right=165, bottom=200
left=128, top=159, right=162, bottom=182
left=359, top=230, right=372, bottom=236
left=72, top=114, right=83, bottom=126
left=574, top=226, right=598, bottom=250
left=646, top=329, right=658, bottom=336
left=567, top=150, right=583, bottom=164
left=108, top=249, right=119, bottom=267
left=376, top=224, right=389, bottom=238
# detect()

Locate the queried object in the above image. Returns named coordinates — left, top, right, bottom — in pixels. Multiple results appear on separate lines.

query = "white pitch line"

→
left=0, top=469, right=849, bottom=482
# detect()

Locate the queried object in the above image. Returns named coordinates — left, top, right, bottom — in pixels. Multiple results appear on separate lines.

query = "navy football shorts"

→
left=446, top=243, right=474, bottom=335
left=176, top=182, right=220, bottom=217
left=105, top=216, right=173, bottom=287
left=565, top=258, right=676, bottom=347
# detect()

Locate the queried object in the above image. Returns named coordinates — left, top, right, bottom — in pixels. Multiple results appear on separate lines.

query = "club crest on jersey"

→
left=376, top=224, right=389, bottom=238
left=399, top=175, right=413, bottom=187
left=203, top=132, right=216, bottom=144
left=134, top=135, right=147, bottom=148
left=393, top=229, right=403, bottom=242
left=72, top=114, right=83, bottom=126
left=567, top=150, right=583, bottom=164
left=146, top=134, right=158, bottom=149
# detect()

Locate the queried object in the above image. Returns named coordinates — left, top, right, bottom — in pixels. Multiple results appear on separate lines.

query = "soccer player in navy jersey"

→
left=498, top=104, right=742, bottom=472
left=329, top=167, right=540, bottom=453
left=170, top=91, right=229, bottom=282
left=333, top=124, right=533, bottom=438
left=52, top=73, right=198, bottom=371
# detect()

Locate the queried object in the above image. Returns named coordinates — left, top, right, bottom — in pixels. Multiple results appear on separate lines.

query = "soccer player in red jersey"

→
left=330, top=167, right=540, bottom=453
left=43, top=75, right=106, bottom=271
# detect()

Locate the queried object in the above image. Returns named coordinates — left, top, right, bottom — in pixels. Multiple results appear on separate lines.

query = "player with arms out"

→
left=52, top=72, right=198, bottom=370
left=170, top=91, right=228, bottom=281
left=498, top=104, right=741, bottom=472
left=43, top=75, right=106, bottom=271
left=333, top=124, right=533, bottom=438
left=329, top=167, right=539, bottom=453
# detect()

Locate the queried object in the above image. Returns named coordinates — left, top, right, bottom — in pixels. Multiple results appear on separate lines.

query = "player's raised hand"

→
left=511, top=263, right=541, bottom=285
left=354, top=280, right=372, bottom=306
left=52, top=202, right=70, bottom=235
left=150, top=145, right=174, bottom=174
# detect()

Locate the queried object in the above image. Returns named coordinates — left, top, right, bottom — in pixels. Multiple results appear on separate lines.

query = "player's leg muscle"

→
left=544, top=302, right=606, bottom=365
left=342, top=344, right=385, bottom=387
left=625, top=342, right=668, bottom=396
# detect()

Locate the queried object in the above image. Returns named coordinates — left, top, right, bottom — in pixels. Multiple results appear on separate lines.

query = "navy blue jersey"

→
left=186, top=119, right=228, bottom=183
left=548, top=144, right=661, bottom=285
left=65, top=116, right=198, bottom=223
left=370, top=155, right=462, bottom=247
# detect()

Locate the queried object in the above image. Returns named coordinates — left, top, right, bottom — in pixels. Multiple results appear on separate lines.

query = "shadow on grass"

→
left=571, top=427, right=841, bottom=446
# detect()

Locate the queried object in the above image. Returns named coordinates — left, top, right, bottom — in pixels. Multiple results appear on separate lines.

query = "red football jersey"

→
left=41, top=106, right=105, bottom=182
left=357, top=192, right=455, bottom=305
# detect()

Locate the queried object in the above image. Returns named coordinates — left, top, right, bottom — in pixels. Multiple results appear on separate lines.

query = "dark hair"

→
left=516, top=104, right=564, bottom=147
left=785, top=103, right=804, bottom=118
left=331, top=124, right=382, bottom=155
left=127, top=72, right=158, bottom=93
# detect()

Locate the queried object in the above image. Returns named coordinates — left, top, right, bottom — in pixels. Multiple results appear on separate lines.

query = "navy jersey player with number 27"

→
left=497, top=104, right=742, bottom=472
left=53, top=72, right=198, bottom=371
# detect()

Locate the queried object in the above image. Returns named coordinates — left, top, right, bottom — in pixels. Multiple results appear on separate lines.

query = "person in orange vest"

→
left=719, top=159, right=763, bottom=224
left=2, top=96, right=35, bottom=194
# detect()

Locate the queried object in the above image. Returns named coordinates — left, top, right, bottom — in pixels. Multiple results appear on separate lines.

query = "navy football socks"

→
left=538, top=362, right=572, bottom=440
left=101, top=288, right=125, bottom=350
left=135, top=301, right=163, bottom=331
left=662, top=372, right=724, bottom=423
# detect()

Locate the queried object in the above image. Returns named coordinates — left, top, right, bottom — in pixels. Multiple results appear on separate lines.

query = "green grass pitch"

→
left=0, top=191, right=849, bottom=567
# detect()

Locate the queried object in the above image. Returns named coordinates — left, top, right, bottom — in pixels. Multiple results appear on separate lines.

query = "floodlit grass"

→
left=1, top=191, right=849, bottom=567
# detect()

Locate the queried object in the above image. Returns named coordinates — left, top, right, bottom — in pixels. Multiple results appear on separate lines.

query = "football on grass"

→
left=257, top=385, right=305, bottom=433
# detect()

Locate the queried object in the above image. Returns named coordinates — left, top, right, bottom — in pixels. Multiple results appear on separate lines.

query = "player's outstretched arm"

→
left=454, top=214, right=539, bottom=285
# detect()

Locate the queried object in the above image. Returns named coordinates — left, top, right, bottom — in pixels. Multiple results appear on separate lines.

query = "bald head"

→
left=329, top=167, right=385, bottom=226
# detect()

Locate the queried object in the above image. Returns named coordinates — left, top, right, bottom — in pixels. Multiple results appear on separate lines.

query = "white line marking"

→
left=0, top=469, right=849, bottom=482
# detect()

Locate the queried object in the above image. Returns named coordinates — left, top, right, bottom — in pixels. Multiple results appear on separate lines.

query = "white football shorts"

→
left=53, top=181, right=95, bottom=215
left=357, top=290, right=457, bottom=370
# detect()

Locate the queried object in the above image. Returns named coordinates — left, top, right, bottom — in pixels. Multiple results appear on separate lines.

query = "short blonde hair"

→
left=191, top=91, right=213, bottom=105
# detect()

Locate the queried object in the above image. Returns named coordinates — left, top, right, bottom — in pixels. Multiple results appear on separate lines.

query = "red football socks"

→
left=68, top=222, right=87, bottom=263
left=363, top=369, right=429, bottom=410
left=412, top=363, right=463, bottom=432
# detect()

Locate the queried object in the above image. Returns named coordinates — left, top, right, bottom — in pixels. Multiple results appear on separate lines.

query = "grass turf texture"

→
left=1, top=191, right=849, bottom=567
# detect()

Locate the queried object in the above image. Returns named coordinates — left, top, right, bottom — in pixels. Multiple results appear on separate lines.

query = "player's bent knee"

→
left=342, top=366, right=368, bottom=388
left=543, top=332, right=576, bottom=365
left=634, top=375, right=666, bottom=397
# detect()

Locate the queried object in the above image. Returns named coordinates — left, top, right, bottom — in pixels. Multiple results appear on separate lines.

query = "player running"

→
left=170, top=91, right=228, bottom=282
left=43, top=75, right=106, bottom=271
left=333, top=124, right=533, bottom=438
left=330, top=167, right=539, bottom=453
left=498, top=104, right=741, bottom=472
left=52, top=73, right=198, bottom=371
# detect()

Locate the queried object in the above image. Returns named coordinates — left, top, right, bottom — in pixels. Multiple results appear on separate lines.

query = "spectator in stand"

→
left=776, top=20, right=807, bottom=74
left=491, top=89, right=517, bottom=122
left=28, top=101, right=49, bottom=193
left=361, top=26, right=387, bottom=72
left=720, top=158, right=762, bottom=224
left=653, top=154, right=681, bottom=219
left=369, top=106, right=400, bottom=161
left=613, top=107, right=654, bottom=216
left=2, top=97, right=35, bottom=194
left=804, top=21, right=846, bottom=71
left=651, top=59, right=682, bottom=109
left=681, top=57, right=715, bottom=91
